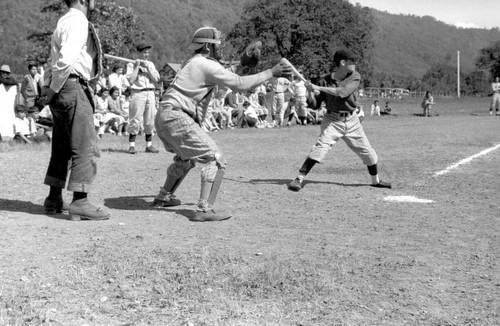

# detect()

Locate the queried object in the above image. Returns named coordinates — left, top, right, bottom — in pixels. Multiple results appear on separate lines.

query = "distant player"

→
left=490, top=76, right=500, bottom=116
left=287, top=49, right=391, bottom=191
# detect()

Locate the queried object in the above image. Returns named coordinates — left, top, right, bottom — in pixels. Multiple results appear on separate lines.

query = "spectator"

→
left=119, top=87, right=131, bottom=135
left=94, top=88, right=109, bottom=138
left=13, top=105, right=50, bottom=143
left=21, top=63, right=40, bottom=109
left=421, top=91, right=435, bottom=117
left=224, top=88, right=242, bottom=127
left=370, top=100, right=380, bottom=116
left=489, top=76, right=500, bottom=116
left=28, top=106, right=52, bottom=139
left=289, top=75, right=308, bottom=125
left=284, top=97, right=299, bottom=126
left=104, top=86, right=127, bottom=135
left=356, top=105, right=365, bottom=123
left=269, top=76, right=291, bottom=126
left=36, top=105, right=54, bottom=129
left=241, top=101, right=259, bottom=128
left=381, top=101, right=392, bottom=115
left=0, top=64, right=18, bottom=140
left=108, top=64, right=129, bottom=95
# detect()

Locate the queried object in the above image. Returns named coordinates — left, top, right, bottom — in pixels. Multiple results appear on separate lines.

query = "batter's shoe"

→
left=288, top=177, right=303, bottom=191
left=190, top=209, right=232, bottom=222
left=371, top=181, right=392, bottom=189
left=128, top=146, right=137, bottom=154
left=152, top=196, right=181, bottom=207
left=68, top=198, right=110, bottom=221
left=145, top=146, right=159, bottom=153
left=43, top=197, right=68, bottom=214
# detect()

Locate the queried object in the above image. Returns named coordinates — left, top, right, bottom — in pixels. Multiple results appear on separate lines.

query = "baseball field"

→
left=0, top=96, right=498, bottom=325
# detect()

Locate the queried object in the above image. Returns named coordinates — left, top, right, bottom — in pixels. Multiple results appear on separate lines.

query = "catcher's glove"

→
left=240, top=41, right=262, bottom=68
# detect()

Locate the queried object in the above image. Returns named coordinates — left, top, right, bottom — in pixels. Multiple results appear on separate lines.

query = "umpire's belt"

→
left=328, top=110, right=353, bottom=118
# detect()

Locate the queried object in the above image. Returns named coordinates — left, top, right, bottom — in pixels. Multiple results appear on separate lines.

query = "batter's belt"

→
left=327, top=110, right=354, bottom=118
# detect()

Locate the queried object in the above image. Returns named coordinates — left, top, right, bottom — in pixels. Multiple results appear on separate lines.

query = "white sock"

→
left=371, top=174, right=380, bottom=184
left=146, top=141, right=152, bottom=147
left=129, top=142, right=135, bottom=147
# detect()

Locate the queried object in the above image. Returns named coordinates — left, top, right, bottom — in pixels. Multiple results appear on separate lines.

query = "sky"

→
left=348, top=0, right=500, bottom=29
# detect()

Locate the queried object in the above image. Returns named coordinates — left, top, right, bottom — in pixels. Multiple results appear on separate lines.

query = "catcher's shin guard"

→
left=207, top=167, right=225, bottom=206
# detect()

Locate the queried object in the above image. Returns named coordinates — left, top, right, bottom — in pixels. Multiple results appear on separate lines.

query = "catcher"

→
left=288, top=49, right=391, bottom=191
left=153, top=26, right=291, bottom=221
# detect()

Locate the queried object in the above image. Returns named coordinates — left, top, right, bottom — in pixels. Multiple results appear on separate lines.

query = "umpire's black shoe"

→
left=44, top=197, right=68, bottom=214
left=371, top=181, right=392, bottom=189
left=128, top=146, right=137, bottom=154
left=288, top=178, right=304, bottom=191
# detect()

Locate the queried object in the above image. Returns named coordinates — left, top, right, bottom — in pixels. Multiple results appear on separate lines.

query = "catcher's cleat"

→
left=145, top=146, right=159, bottom=153
left=371, top=181, right=392, bottom=189
left=152, top=196, right=181, bottom=207
left=128, top=146, right=137, bottom=154
left=287, top=178, right=303, bottom=192
left=190, top=209, right=231, bottom=222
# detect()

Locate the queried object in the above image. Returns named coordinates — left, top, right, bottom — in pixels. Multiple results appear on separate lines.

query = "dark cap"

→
left=333, top=49, right=358, bottom=65
left=136, top=42, right=152, bottom=52
left=28, top=106, right=39, bottom=113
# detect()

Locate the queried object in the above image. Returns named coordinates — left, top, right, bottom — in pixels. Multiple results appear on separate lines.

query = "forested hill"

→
left=2, top=0, right=499, bottom=80
left=371, top=9, right=500, bottom=79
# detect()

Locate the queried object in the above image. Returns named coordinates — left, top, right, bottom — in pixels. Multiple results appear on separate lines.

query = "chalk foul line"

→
left=433, top=143, right=500, bottom=177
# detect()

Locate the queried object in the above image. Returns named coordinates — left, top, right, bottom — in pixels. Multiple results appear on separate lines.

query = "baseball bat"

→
left=280, top=58, right=307, bottom=83
left=104, top=53, right=135, bottom=64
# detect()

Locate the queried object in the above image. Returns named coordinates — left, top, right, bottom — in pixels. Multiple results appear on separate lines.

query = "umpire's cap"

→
left=333, top=49, right=358, bottom=66
left=187, top=27, right=222, bottom=50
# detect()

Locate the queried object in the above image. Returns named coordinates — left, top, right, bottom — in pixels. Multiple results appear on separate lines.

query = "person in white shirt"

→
left=370, top=100, right=381, bottom=116
left=41, top=0, right=110, bottom=221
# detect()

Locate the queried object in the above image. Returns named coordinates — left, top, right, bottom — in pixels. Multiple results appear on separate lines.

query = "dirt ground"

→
left=0, top=100, right=499, bottom=325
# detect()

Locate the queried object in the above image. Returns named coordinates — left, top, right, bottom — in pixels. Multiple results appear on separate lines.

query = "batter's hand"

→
left=271, top=61, right=292, bottom=78
left=41, top=86, right=56, bottom=105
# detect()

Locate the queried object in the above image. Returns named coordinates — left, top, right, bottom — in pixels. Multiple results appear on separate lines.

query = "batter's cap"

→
left=187, top=27, right=222, bottom=50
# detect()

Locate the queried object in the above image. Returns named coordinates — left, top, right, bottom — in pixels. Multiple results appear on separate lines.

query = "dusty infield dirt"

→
left=1, top=99, right=499, bottom=325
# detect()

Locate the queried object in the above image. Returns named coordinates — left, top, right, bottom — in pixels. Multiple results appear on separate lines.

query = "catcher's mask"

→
left=188, top=27, right=224, bottom=62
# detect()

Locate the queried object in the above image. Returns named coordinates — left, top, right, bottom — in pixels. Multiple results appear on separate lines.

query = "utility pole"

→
left=457, top=51, right=461, bottom=98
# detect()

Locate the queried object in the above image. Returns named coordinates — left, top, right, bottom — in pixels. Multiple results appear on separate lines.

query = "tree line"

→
left=27, top=0, right=500, bottom=95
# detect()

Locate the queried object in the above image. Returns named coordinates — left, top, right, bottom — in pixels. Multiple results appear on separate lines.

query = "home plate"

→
left=384, top=196, right=434, bottom=203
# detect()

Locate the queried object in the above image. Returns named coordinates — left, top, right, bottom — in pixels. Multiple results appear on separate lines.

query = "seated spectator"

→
left=119, top=87, right=131, bottom=136
left=241, top=101, right=259, bottom=128
left=224, top=88, right=243, bottom=128
left=370, top=100, right=381, bottom=116
left=28, top=106, right=52, bottom=138
left=37, top=105, right=54, bottom=128
left=381, top=101, right=392, bottom=115
left=94, top=88, right=109, bottom=138
left=105, top=86, right=127, bottom=135
left=13, top=105, right=50, bottom=143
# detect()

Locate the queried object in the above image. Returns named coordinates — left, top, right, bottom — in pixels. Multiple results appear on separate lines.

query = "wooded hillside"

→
left=2, top=0, right=499, bottom=82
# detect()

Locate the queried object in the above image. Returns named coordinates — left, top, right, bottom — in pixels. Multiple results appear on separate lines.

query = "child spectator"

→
left=381, top=101, right=392, bottom=115
left=28, top=106, right=52, bottom=138
left=421, top=91, right=435, bottom=117
left=119, top=87, right=131, bottom=136
left=13, top=105, right=50, bottom=143
left=94, top=88, right=109, bottom=138
left=241, top=101, right=259, bottom=128
left=370, top=100, right=380, bottom=116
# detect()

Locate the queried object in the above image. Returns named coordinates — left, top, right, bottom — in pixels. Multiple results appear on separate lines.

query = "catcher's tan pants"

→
left=308, top=111, right=378, bottom=166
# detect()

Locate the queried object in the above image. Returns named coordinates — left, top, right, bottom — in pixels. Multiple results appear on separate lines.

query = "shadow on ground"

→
left=0, top=198, right=68, bottom=220
left=104, top=195, right=196, bottom=220
left=230, top=178, right=367, bottom=188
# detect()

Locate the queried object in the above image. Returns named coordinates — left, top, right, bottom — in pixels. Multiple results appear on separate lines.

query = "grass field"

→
left=0, top=96, right=499, bottom=325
